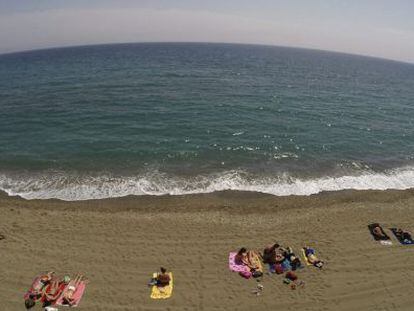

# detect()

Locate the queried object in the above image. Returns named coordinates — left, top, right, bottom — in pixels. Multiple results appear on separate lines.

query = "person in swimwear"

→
left=26, top=271, right=55, bottom=302
left=61, top=274, right=86, bottom=306
left=148, top=267, right=171, bottom=293
left=156, top=267, right=171, bottom=287
left=304, top=247, right=324, bottom=268
left=235, top=247, right=261, bottom=271
left=24, top=271, right=55, bottom=309
left=395, top=228, right=412, bottom=243
left=42, top=276, right=68, bottom=307
left=372, top=225, right=387, bottom=239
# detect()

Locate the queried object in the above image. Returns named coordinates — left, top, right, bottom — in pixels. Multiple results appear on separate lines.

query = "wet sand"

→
left=1, top=189, right=414, bottom=311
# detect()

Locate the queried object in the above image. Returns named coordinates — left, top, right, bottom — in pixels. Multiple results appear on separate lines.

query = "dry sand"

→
left=1, top=189, right=413, bottom=311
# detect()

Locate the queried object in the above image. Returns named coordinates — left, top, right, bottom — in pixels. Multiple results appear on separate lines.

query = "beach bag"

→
left=238, top=270, right=252, bottom=279
left=286, top=271, right=298, bottom=281
left=275, top=264, right=284, bottom=274
left=252, top=270, right=263, bottom=278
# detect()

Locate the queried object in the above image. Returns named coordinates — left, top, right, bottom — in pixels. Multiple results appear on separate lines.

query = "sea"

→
left=0, top=43, right=413, bottom=201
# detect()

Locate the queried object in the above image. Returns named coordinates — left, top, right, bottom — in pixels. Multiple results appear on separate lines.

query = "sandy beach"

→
left=1, top=189, right=414, bottom=311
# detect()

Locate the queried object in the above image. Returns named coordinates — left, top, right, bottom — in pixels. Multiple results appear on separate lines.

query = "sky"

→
left=1, top=0, right=414, bottom=62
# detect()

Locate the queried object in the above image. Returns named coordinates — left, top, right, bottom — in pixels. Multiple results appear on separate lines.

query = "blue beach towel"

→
left=281, top=259, right=292, bottom=271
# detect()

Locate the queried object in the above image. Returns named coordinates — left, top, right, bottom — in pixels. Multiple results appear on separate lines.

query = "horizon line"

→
left=1, top=41, right=413, bottom=66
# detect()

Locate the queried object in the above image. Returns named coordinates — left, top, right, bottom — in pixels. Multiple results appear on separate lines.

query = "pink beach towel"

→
left=56, top=282, right=86, bottom=307
left=229, top=252, right=252, bottom=278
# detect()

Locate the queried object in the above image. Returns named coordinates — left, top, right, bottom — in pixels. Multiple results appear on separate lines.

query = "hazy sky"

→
left=1, top=0, right=414, bottom=62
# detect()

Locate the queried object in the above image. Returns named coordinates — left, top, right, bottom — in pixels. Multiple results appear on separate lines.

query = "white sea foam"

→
left=1, top=167, right=414, bottom=201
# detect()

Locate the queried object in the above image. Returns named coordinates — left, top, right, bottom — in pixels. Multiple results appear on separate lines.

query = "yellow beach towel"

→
left=301, top=249, right=312, bottom=266
left=251, top=253, right=263, bottom=272
left=150, top=273, right=173, bottom=299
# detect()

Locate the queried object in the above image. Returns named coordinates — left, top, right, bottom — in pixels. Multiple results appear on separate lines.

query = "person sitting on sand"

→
left=304, top=247, right=324, bottom=268
left=61, top=274, right=86, bottom=306
left=262, top=243, right=281, bottom=265
left=235, top=247, right=261, bottom=271
left=155, top=267, right=171, bottom=287
left=285, top=247, right=302, bottom=270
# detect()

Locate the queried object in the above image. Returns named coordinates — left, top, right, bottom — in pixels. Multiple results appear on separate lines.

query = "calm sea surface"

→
left=0, top=43, right=413, bottom=200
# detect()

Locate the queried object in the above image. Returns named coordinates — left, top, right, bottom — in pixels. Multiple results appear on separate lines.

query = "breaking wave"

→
left=1, top=166, right=414, bottom=201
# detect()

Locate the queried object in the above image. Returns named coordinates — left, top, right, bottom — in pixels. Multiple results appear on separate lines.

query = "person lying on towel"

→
left=42, top=276, right=68, bottom=308
left=149, top=267, right=171, bottom=287
left=394, top=229, right=412, bottom=243
left=372, top=225, right=388, bottom=240
left=24, top=271, right=55, bottom=309
left=304, top=247, right=324, bottom=268
left=61, top=274, right=86, bottom=306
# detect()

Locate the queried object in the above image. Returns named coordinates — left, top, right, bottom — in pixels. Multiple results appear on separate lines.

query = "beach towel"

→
left=55, top=282, right=86, bottom=307
left=281, top=259, right=292, bottom=271
left=228, top=252, right=251, bottom=274
left=368, top=223, right=392, bottom=245
left=268, top=263, right=276, bottom=273
left=250, top=252, right=263, bottom=273
left=150, top=273, right=173, bottom=299
left=301, top=249, right=312, bottom=266
left=390, top=228, right=413, bottom=245
left=269, top=258, right=300, bottom=273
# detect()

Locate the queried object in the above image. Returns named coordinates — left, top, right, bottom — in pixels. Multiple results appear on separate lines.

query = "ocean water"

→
left=0, top=43, right=413, bottom=200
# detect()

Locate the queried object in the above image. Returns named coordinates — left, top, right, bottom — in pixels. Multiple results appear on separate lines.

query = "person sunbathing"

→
left=304, top=247, right=324, bottom=268
left=42, top=277, right=66, bottom=308
left=28, top=271, right=55, bottom=301
left=148, top=267, right=171, bottom=287
left=395, top=229, right=412, bottom=242
left=235, top=247, right=261, bottom=271
left=24, top=271, right=55, bottom=309
left=372, top=225, right=387, bottom=239
left=61, top=274, right=86, bottom=306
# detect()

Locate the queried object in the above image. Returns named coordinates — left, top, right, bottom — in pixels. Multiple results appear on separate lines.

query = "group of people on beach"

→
left=25, top=268, right=172, bottom=308
left=369, top=223, right=413, bottom=245
left=24, top=225, right=411, bottom=307
left=231, top=243, right=324, bottom=293
left=236, top=243, right=323, bottom=272
left=24, top=271, right=87, bottom=310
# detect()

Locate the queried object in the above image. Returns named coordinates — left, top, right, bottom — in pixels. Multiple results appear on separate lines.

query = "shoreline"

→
left=1, top=189, right=414, bottom=310
left=2, top=187, right=414, bottom=212
left=2, top=165, right=414, bottom=201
